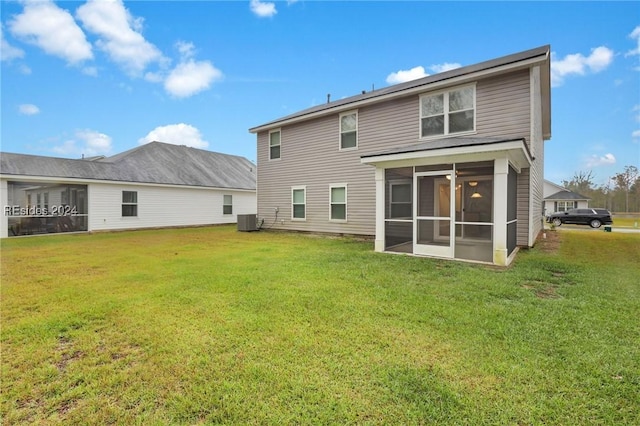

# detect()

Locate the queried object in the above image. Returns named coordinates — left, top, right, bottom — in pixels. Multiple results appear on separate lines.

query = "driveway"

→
left=545, top=224, right=640, bottom=234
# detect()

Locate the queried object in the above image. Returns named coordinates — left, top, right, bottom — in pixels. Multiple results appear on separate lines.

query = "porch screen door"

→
left=414, top=171, right=454, bottom=258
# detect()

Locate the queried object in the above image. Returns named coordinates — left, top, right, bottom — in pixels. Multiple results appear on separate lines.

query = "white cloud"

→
left=8, top=0, right=92, bottom=65
left=386, top=61, right=463, bottom=84
left=82, top=66, right=98, bottom=77
left=626, top=26, right=640, bottom=57
left=1, top=24, right=24, bottom=61
left=52, top=129, right=113, bottom=157
left=585, top=153, right=616, bottom=168
left=18, top=104, right=40, bottom=115
left=551, top=46, right=614, bottom=87
left=429, top=62, right=462, bottom=73
left=633, top=105, right=640, bottom=123
left=138, top=123, right=209, bottom=149
left=176, top=41, right=195, bottom=59
left=250, top=0, right=277, bottom=18
left=76, top=0, right=164, bottom=75
left=164, top=60, right=223, bottom=98
left=386, top=66, right=428, bottom=84
left=632, top=130, right=640, bottom=138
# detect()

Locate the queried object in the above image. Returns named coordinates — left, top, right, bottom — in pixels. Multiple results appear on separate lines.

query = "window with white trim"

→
left=557, top=201, right=576, bottom=212
left=292, top=186, right=306, bottom=220
left=330, top=184, right=347, bottom=221
left=223, top=194, right=233, bottom=215
left=269, top=129, right=281, bottom=160
left=420, top=85, right=475, bottom=138
left=122, top=191, right=138, bottom=217
left=340, top=111, right=358, bottom=150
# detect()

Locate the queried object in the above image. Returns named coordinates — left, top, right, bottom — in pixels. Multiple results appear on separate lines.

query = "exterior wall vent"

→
left=237, top=214, right=257, bottom=232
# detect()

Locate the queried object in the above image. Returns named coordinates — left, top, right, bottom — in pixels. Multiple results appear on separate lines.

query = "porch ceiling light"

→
left=471, top=191, right=482, bottom=198
left=468, top=181, right=478, bottom=187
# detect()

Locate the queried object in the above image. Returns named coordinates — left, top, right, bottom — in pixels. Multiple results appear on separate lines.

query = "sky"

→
left=1, top=0, right=639, bottom=186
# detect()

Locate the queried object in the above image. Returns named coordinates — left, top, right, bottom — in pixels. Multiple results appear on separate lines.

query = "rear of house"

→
left=250, top=46, right=551, bottom=266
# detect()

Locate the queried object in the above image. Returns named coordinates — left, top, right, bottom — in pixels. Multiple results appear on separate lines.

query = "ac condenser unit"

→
left=237, top=214, right=257, bottom=232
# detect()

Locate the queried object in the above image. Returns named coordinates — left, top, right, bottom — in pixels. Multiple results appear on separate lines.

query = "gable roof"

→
left=545, top=190, right=590, bottom=201
left=249, top=45, right=551, bottom=138
left=0, top=141, right=256, bottom=190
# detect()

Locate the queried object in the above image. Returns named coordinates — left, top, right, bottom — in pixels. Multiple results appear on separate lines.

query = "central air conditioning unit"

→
left=237, top=214, right=257, bottom=232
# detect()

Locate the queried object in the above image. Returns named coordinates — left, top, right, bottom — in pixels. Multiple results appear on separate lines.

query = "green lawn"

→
left=1, top=226, right=639, bottom=425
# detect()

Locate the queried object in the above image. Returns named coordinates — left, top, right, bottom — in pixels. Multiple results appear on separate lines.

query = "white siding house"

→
left=1, top=142, right=256, bottom=238
left=543, top=180, right=589, bottom=215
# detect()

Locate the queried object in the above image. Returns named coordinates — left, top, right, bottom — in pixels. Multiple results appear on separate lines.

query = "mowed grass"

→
left=1, top=226, right=639, bottom=425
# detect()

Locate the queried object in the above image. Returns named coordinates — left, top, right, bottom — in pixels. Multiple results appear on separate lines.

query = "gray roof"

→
left=361, top=136, right=529, bottom=159
left=250, top=45, right=550, bottom=134
left=0, top=141, right=256, bottom=190
left=545, top=190, right=589, bottom=201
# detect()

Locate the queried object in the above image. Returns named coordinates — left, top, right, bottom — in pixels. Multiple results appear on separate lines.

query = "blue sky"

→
left=1, top=1, right=639, bottom=186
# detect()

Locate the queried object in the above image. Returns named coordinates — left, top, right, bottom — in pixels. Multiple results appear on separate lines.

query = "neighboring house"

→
left=1, top=141, right=256, bottom=238
left=543, top=180, right=589, bottom=215
left=250, top=46, right=551, bottom=266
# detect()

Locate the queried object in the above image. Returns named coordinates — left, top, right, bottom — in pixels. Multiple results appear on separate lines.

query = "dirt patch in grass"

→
left=537, top=230, right=561, bottom=253
left=521, top=280, right=561, bottom=299
left=55, top=336, right=84, bottom=372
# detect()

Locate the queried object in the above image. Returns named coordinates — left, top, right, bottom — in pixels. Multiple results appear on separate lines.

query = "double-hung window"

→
left=292, top=186, right=306, bottom=220
left=122, top=191, right=138, bottom=217
left=330, top=184, right=347, bottom=221
left=269, top=129, right=281, bottom=160
left=340, top=111, right=358, bottom=150
left=420, top=85, right=475, bottom=138
left=223, top=195, right=233, bottom=215
left=557, top=201, right=576, bottom=212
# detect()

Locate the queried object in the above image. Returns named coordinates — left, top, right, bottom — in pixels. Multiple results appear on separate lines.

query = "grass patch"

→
left=2, top=226, right=639, bottom=424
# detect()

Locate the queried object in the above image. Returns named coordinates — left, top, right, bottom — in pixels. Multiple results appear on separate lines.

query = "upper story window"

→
left=269, top=129, right=281, bottom=160
left=420, top=85, right=475, bottom=138
left=340, top=111, right=358, bottom=150
left=122, top=191, right=138, bottom=217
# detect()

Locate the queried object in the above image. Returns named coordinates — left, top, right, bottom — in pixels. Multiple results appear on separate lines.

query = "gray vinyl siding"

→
left=476, top=70, right=531, bottom=145
left=257, top=69, right=533, bottom=236
left=517, top=168, right=531, bottom=246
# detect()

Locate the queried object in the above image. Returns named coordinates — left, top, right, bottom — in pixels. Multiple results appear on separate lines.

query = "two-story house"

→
left=249, top=46, right=551, bottom=266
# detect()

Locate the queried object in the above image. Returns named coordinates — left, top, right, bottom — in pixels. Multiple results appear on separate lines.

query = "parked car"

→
left=546, top=208, right=613, bottom=228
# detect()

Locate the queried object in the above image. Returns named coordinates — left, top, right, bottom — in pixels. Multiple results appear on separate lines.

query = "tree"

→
left=562, top=170, right=594, bottom=196
left=613, top=166, right=639, bottom=212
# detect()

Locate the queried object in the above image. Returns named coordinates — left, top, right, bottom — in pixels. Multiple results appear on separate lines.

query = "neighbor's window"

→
left=420, top=85, right=475, bottom=138
left=292, top=186, right=306, bottom=220
left=557, top=201, right=576, bottom=212
left=269, top=129, right=281, bottom=160
left=390, top=182, right=412, bottom=218
left=223, top=194, right=233, bottom=215
left=330, top=184, right=347, bottom=221
left=43, top=192, right=49, bottom=210
left=122, top=191, right=138, bottom=217
left=340, top=111, right=358, bottom=150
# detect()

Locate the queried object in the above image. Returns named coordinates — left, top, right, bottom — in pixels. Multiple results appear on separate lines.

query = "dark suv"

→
left=546, top=208, right=613, bottom=228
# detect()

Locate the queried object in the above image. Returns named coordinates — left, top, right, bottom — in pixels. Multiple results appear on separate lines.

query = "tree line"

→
left=562, top=165, right=639, bottom=213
